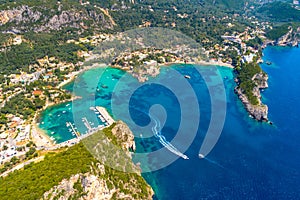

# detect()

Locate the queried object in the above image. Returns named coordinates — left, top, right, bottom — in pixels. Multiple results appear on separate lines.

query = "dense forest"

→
left=257, top=1, right=300, bottom=22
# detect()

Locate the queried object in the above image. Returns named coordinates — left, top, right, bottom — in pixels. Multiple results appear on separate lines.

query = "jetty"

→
left=95, top=106, right=115, bottom=126
left=66, top=122, right=80, bottom=137
left=45, top=107, right=115, bottom=149
left=82, top=117, right=93, bottom=133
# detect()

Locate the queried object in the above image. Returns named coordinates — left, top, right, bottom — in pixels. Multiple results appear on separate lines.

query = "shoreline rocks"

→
left=235, top=72, right=269, bottom=121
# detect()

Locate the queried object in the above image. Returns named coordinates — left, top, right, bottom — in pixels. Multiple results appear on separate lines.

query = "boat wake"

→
left=149, top=113, right=189, bottom=160
left=199, top=154, right=225, bottom=169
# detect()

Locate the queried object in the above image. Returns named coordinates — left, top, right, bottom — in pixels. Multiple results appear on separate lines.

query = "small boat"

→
left=101, top=84, right=108, bottom=88
left=184, top=75, right=191, bottom=79
left=89, top=106, right=95, bottom=111
left=198, top=153, right=205, bottom=159
left=62, top=111, right=66, bottom=114
left=51, top=131, right=55, bottom=135
left=266, top=61, right=272, bottom=65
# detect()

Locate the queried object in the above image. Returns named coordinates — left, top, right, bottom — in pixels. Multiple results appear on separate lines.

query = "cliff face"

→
left=271, top=27, right=300, bottom=47
left=111, top=120, right=136, bottom=151
left=235, top=72, right=269, bottom=121
left=42, top=163, right=154, bottom=200
left=0, top=4, right=114, bottom=33
left=42, top=167, right=114, bottom=200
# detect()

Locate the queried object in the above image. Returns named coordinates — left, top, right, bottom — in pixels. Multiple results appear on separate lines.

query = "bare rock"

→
left=112, top=121, right=136, bottom=151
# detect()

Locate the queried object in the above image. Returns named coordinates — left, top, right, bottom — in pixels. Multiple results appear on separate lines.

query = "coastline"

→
left=32, top=64, right=104, bottom=146
left=31, top=116, right=55, bottom=148
left=196, top=60, right=234, bottom=68
left=57, top=63, right=107, bottom=89
left=36, top=58, right=234, bottom=146
left=159, top=60, right=234, bottom=69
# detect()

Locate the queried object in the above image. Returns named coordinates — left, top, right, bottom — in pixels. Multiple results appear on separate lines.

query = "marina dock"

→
left=82, top=117, right=93, bottom=133
left=95, top=106, right=115, bottom=126
left=44, top=107, right=115, bottom=150
left=66, top=122, right=80, bottom=137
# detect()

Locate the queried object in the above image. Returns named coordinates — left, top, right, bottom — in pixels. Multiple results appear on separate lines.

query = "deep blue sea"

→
left=39, top=46, right=300, bottom=199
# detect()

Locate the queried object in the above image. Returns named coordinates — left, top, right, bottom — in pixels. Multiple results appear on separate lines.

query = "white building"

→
left=243, top=53, right=256, bottom=63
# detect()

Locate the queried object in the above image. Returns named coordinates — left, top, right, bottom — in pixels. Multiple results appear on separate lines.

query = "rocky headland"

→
left=267, top=26, right=300, bottom=47
left=42, top=121, right=154, bottom=200
left=235, top=72, right=269, bottom=121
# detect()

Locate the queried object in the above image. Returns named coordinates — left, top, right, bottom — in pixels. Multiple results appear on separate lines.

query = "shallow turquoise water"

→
left=39, top=46, right=300, bottom=199
left=39, top=67, right=126, bottom=143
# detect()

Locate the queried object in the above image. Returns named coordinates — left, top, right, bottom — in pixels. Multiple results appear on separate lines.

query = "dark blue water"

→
left=135, top=47, right=300, bottom=200
left=39, top=47, right=300, bottom=199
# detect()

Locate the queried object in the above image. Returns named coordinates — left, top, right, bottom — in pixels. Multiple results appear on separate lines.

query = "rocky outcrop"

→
left=235, top=72, right=269, bottom=121
left=42, top=170, right=115, bottom=200
left=235, top=87, right=268, bottom=121
left=111, top=120, right=136, bottom=151
left=0, top=6, right=42, bottom=26
left=0, top=4, right=114, bottom=33
left=42, top=162, right=154, bottom=200
left=268, top=27, right=300, bottom=47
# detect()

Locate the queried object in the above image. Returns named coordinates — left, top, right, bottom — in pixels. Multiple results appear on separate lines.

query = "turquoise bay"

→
left=39, top=46, right=300, bottom=199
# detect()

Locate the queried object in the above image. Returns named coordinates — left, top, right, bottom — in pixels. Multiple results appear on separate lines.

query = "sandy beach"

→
left=57, top=63, right=107, bottom=88
left=31, top=120, right=55, bottom=148
left=196, top=60, right=235, bottom=68
left=158, top=59, right=234, bottom=69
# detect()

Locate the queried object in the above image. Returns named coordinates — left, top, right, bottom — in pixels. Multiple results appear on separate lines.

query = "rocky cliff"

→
left=42, top=121, right=154, bottom=200
left=235, top=72, right=269, bottom=121
left=268, top=27, right=300, bottom=47
left=0, top=3, right=114, bottom=33
left=42, top=162, right=154, bottom=200
left=111, top=121, right=136, bottom=151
